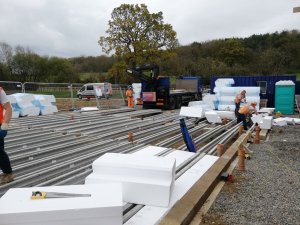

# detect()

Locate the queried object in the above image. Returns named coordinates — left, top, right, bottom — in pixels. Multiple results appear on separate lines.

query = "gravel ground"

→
left=201, top=125, right=300, bottom=225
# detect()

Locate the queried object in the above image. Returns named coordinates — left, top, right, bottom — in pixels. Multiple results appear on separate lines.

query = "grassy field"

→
left=296, top=73, right=300, bottom=80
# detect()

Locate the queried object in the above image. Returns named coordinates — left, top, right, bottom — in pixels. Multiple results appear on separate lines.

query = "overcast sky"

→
left=0, top=0, right=299, bottom=58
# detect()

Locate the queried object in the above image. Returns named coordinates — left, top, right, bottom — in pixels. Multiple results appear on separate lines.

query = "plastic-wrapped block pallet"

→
left=0, top=184, right=123, bottom=225
left=33, top=94, right=58, bottom=115
left=85, top=153, right=176, bottom=207
left=7, top=95, right=20, bottom=118
left=11, top=93, right=40, bottom=116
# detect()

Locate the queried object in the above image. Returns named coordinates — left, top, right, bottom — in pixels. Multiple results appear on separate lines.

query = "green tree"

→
left=99, top=4, right=178, bottom=67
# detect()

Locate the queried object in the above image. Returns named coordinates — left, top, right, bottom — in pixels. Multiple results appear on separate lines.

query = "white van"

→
left=77, top=83, right=112, bottom=99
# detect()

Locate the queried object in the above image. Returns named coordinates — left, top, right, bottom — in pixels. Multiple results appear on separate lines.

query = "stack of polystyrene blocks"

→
left=32, top=94, right=58, bottom=115
left=10, top=93, right=40, bottom=117
left=0, top=184, right=123, bottom=225
left=85, top=153, right=176, bottom=207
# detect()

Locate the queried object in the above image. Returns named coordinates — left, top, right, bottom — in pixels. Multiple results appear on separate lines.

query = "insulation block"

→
left=85, top=153, right=176, bottom=207
left=0, top=184, right=123, bottom=225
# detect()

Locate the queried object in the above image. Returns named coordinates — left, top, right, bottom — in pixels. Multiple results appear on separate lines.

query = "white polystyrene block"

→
left=237, top=87, right=260, bottom=96
left=258, top=108, right=275, bottom=114
left=80, top=107, right=99, bottom=112
left=179, top=106, right=205, bottom=118
left=205, top=111, right=222, bottom=123
left=0, top=184, right=123, bottom=225
left=188, top=101, right=206, bottom=107
left=284, top=117, right=295, bottom=125
left=294, top=118, right=300, bottom=124
left=218, top=96, right=235, bottom=104
left=251, top=114, right=263, bottom=124
left=87, top=153, right=176, bottom=207
left=12, top=111, right=20, bottom=118
left=259, top=116, right=273, bottom=129
left=216, top=111, right=236, bottom=120
left=132, top=146, right=168, bottom=157
left=273, top=118, right=288, bottom=126
left=217, top=104, right=235, bottom=111
left=163, top=150, right=195, bottom=167
left=215, top=78, right=234, bottom=87
left=217, top=87, right=237, bottom=96
left=124, top=155, right=218, bottom=225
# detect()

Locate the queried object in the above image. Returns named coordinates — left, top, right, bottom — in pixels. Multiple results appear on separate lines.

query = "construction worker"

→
left=0, top=86, right=14, bottom=185
left=126, top=85, right=134, bottom=108
left=234, top=90, right=246, bottom=116
left=237, top=101, right=257, bottom=130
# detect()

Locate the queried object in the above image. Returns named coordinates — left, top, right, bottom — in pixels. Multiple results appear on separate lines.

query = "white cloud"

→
left=0, top=0, right=298, bottom=57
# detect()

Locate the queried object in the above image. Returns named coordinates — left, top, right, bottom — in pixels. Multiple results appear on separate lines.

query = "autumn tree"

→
left=99, top=4, right=178, bottom=68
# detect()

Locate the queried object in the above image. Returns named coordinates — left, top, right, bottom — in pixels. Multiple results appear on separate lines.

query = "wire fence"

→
left=0, top=81, right=127, bottom=99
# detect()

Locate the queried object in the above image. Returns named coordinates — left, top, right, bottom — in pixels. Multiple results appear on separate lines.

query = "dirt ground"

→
left=201, top=125, right=300, bottom=225
left=55, top=98, right=126, bottom=111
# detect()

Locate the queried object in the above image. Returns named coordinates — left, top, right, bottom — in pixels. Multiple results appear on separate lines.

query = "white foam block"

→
left=132, top=146, right=168, bottom=157
left=273, top=118, right=287, bottom=126
left=86, top=153, right=176, bottom=207
left=179, top=106, right=205, bottom=118
left=251, top=114, right=263, bottom=124
left=258, top=108, right=275, bottom=114
left=163, top=150, right=195, bottom=167
left=124, top=155, right=218, bottom=225
left=259, top=116, right=273, bottom=129
left=216, top=111, right=235, bottom=120
left=0, top=184, right=123, bottom=225
left=205, top=111, right=222, bottom=123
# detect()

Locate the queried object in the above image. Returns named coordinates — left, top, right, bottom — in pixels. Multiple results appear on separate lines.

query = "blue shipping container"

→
left=210, top=75, right=297, bottom=107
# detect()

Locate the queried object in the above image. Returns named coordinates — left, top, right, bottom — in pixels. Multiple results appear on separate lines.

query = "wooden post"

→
left=239, top=125, right=244, bottom=136
left=238, top=146, right=245, bottom=171
left=255, top=125, right=261, bottom=144
left=217, top=143, right=223, bottom=157
left=128, top=132, right=133, bottom=143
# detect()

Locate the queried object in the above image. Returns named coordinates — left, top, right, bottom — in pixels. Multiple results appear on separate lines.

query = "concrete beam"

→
left=159, top=132, right=250, bottom=225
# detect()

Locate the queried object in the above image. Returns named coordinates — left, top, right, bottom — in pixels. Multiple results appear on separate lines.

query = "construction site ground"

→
left=200, top=125, right=300, bottom=225
left=56, top=98, right=126, bottom=111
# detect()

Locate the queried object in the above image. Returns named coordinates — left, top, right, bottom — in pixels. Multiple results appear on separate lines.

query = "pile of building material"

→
left=85, top=151, right=176, bottom=207
left=8, top=93, right=57, bottom=117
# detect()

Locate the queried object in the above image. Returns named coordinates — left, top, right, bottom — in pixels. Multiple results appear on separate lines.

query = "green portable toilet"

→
left=275, top=80, right=295, bottom=114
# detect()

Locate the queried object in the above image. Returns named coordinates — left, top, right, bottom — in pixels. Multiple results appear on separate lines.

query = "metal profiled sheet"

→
left=124, top=155, right=218, bottom=225
left=132, top=146, right=168, bottom=157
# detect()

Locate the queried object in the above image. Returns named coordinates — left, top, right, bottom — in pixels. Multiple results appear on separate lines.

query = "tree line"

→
left=1, top=30, right=299, bottom=85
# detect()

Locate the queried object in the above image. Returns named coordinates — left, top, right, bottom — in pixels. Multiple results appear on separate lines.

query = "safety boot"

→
left=0, top=173, right=15, bottom=185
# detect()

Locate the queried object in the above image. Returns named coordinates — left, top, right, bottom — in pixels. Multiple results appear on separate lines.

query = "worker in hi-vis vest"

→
left=234, top=90, right=246, bottom=116
left=237, top=102, right=257, bottom=130
left=126, top=85, right=134, bottom=108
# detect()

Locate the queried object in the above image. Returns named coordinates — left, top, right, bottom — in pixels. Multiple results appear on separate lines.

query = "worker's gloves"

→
left=0, top=123, right=8, bottom=138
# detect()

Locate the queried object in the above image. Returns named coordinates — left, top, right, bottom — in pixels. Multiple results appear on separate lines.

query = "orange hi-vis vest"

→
left=126, top=89, right=133, bottom=98
left=0, top=87, right=3, bottom=123
left=238, top=105, right=250, bottom=115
